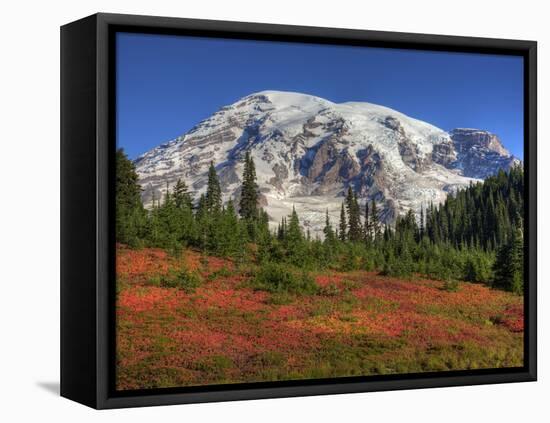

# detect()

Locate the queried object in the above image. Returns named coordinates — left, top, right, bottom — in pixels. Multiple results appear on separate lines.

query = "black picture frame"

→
left=61, top=12, right=537, bottom=409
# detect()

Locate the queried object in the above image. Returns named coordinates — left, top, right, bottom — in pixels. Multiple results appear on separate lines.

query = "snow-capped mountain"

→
left=134, top=90, right=520, bottom=234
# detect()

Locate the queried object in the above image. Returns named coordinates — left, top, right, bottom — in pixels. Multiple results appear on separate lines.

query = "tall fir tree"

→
left=212, top=199, right=241, bottom=256
left=277, top=217, right=287, bottom=241
left=370, top=199, right=380, bottom=242
left=163, top=180, right=172, bottom=207
left=116, top=149, right=142, bottom=211
left=205, top=162, right=222, bottom=214
left=285, top=206, right=306, bottom=265
left=323, top=209, right=336, bottom=244
left=239, top=151, right=259, bottom=221
left=115, top=148, right=145, bottom=247
left=172, top=178, right=193, bottom=210
left=286, top=206, right=303, bottom=244
left=493, top=225, right=524, bottom=294
left=339, top=203, right=347, bottom=242
left=419, top=204, right=425, bottom=240
left=364, top=200, right=371, bottom=242
left=345, top=187, right=362, bottom=242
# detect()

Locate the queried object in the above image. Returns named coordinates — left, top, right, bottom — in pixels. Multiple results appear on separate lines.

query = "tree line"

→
left=116, top=148, right=524, bottom=294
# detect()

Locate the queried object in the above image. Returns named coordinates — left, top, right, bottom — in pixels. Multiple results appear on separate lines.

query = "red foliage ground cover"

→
left=116, top=247, right=524, bottom=390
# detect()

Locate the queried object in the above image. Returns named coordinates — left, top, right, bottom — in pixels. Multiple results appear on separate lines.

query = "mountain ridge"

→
left=134, top=90, right=520, bottom=234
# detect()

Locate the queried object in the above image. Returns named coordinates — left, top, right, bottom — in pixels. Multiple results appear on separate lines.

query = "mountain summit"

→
left=134, top=90, right=520, bottom=234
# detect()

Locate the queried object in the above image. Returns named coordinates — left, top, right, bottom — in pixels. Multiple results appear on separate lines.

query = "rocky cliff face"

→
left=134, top=91, right=520, bottom=234
left=449, top=128, right=520, bottom=179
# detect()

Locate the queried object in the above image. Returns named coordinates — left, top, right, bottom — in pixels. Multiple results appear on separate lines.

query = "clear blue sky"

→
left=116, top=32, right=524, bottom=160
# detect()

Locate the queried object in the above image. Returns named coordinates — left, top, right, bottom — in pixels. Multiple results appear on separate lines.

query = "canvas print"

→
left=115, top=33, right=525, bottom=391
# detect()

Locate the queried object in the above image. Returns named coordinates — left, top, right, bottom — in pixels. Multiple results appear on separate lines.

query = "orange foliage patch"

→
left=116, top=245, right=173, bottom=281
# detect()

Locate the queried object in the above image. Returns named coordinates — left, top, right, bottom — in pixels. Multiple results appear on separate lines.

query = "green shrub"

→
left=442, top=278, right=459, bottom=292
left=340, top=254, right=360, bottom=272
left=266, top=291, right=295, bottom=305
left=463, top=253, right=493, bottom=284
left=116, top=276, right=129, bottom=295
left=424, top=258, right=452, bottom=281
left=194, top=355, right=234, bottom=375
left=381, top=257, right=414, bottom=278
left=319, top=282, right=341, bottom=296
left=147, top=275, right=163, bottom=287
left=148, top=268, right=202, bottom=293
left=207, top=266, right=234, bottom=281
left=341, top=279, right=360, bottom=291
left=199, top=255, right=209, bottom=269
left=361, top=256, right=375, bottom=272
left=252, top=262, right=318, bottom=295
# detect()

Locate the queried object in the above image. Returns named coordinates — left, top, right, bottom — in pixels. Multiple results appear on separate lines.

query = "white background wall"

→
left=1, top=0, right=546, bottom=421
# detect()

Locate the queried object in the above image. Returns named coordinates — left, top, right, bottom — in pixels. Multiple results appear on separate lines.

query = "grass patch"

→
left=341, top=279, right=360, bottom=291
left=339, top=314, right=358, bottom=323
left=116, top=275, right=129, bottom=295
left=254, top=351, right=286, bottom=367
left=251, top=262, right=318, bottom=295
left=266, top=291, right=296, bottom=305
left=310, top=299, right=336, bottom=317
left=310, top=293, right=360, bottom=317
left=319, top=282, right=341, bottom=297
left=207, top=266, right=234, bottom=281
left=193, top=355, right=234, bottom=379
left=147, top=267, right=202, bottom=293
left=442, top=279, right=460, bottom=292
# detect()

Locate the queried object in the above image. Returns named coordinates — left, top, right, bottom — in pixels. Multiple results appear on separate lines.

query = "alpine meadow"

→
left=115, top=35, right=525, bottom=390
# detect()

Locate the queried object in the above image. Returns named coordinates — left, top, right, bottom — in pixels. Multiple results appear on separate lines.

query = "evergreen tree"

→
left=277, top=217, right=287, bottom=241
left=493, top=225, right=524, bottom=294
left=383, top=224, right=391, bottom=242
left=239, top=151, right=259, bottom=221
left=116, top=149, right=142, bottom=211
left=256, top=209, right=271, bottom=240
left=163, top=180, right=171, bottom=207
left=345, top=187, right=362, bottom=242
left=323, top=209, right=336, bottom=244
left=150, top=188, right=157, bottom=209
left=419, top=204, right=425, bottom=240
left=286, top=206, right=303, bottom=244
left=214, top=200, right=242, bottom=256
left=205, top=162, right=222, bottom=214
left=370, top=199, right=380, bottom=242
left=196, top=194, right=207, bottom=220
left=285, top=206, right=306, bottom=265
left=115, top=148, right=146, bottom=247
left=339, top=203, right=347, bottom=242
left=195, top=193, right=208, bottom=249
left=152, top=192, right=180, bottom=251
left=172, top=178, right=193, bottom=210
left=364, top=200, right=371, bottom=243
